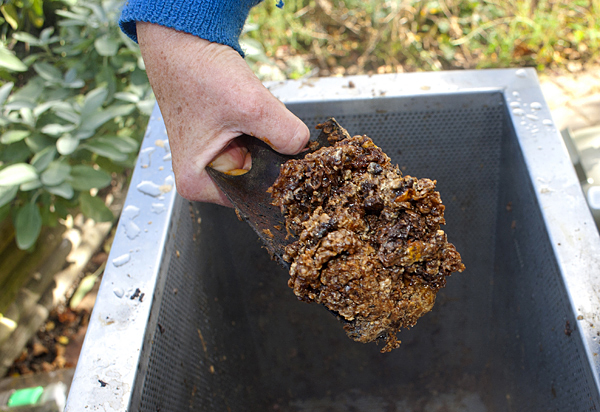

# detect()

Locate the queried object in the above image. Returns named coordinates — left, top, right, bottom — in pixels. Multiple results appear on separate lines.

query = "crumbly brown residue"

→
left=269, top=119, right=465, bottom=352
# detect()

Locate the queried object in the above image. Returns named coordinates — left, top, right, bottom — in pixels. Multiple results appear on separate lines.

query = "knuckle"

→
left=174, top=177, right=194, bottom=200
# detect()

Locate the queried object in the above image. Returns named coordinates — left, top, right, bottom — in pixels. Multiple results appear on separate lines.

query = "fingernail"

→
left=290, top=122, right=310, bottom=154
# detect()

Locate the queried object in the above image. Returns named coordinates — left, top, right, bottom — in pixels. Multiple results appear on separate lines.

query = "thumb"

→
left=234, top=78, right=311, bottom=155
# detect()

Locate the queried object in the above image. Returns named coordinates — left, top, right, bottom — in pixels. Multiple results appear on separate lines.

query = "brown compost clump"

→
left=268, top=119, right=465, bottom=352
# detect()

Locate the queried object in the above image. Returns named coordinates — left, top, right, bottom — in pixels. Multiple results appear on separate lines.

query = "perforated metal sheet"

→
left=489, top=125, right=598, bottom=411
left=131, top=200, right=263, bottom=411
left=131, top=91, right=598, bottom=410
left=65, top=70, right=600, bottom=412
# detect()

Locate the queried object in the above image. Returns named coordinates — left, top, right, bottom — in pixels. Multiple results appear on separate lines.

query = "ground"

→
left=5, top=249, right=106, bottom=377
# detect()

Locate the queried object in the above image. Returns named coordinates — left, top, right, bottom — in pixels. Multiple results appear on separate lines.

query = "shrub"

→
left=0, top=0, right=154, bottom=250
left=0, top=0, right=60, bottom=34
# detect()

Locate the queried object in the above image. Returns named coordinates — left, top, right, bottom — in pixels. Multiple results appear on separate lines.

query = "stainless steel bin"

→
left=65, top=69, right=600, bottom=411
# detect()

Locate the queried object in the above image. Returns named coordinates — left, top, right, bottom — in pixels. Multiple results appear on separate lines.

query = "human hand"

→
left=136, top=22, right=310, bottom=206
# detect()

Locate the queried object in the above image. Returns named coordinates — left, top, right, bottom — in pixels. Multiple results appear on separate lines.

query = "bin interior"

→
left=131, top=91, right=598, bottom=411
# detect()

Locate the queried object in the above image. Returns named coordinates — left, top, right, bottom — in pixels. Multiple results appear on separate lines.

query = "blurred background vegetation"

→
left=0, top=0, right=599, bottom=248
left=0, top=0, right=152, bottom=250
left=243, top=0, right=600, bottom=80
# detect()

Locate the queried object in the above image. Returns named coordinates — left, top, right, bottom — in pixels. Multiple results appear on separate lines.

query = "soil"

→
left=5, top=251, right=107, bottom=378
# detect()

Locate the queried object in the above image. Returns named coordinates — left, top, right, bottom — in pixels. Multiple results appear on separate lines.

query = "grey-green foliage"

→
left=0, top=0, right=155, bottom=250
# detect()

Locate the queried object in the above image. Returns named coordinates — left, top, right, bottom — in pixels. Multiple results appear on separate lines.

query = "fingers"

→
left=232, top=84, right=311, bottom=155
left=137, top=22, right=309, bottom=205
left=208, top=139, right=251, bottom=174
left=201, top=44, right=310, bottom=155
left=174, top=167, right=232, bottom=207
left=190, top=141, right=250, bottom=207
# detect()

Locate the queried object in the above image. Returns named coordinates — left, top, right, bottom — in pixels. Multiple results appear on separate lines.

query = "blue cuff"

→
left=119, top=0, right=262, bottom=56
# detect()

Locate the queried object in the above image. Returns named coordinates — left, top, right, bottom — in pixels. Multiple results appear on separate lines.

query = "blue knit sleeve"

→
left=119, top=0, right=263, bottom=56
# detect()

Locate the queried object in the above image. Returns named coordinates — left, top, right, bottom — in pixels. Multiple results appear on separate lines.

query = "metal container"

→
left=65, top=69, right=600, bottom=411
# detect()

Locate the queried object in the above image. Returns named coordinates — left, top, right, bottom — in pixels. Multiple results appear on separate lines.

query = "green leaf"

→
left=31, top=146, right=57, bottom=172
left=79, top=192, right=113, bottom=222
left=96, top=135, right=139, bottom=153
left=89, top=3, right=108, bottom=23
left=1, top=130, right=30, bottom=144
left=0, top=82, right=14, bottom=106
left=39, top=100, right=71, bottom=113
left=63, top=78, right=85, bottom=89
left=80, top=112, right=115, bottom=133
left=95, top=65, right=117, bottom=99
left=46, top=88, right=72, bottom=102
left=55, top=109, right=80, bottom=124
left=137, top=99, right=155, bottom=115
left=0, top=4, right=19, bottom=30
left=40, top=27, right=55, bottom=44
left=119, top=29, right=140, bottom=53
left=20, top=178, right=42, bottom=191
left=55, top=10, right=88, bottom=22
left=33, top=101, right=59, bottom=118
left=56, top=134, right=80, bottom=155
left=25, top=133, right=53, bottom=153
left=113, top=92, right=139, bottom=103
left=19, top=108, right=35, bottom=127
left=28, top=9, right=44, bottom=28
left=0, top=141, right=31, bottom=164
left=22, top=54, right=39, bottom=66
left=0, top=163, right=38, bottom=186
left=81, top=140, right=127, bottom=161
left=54, top=198, right=71, bottom=219
left=94, top=35, right=119, bottom=57
left=4, top=101, right=35, bottom=111
left=81, top=104, right=135, bottom=133
left=46, top=181, right=74, bottom=199
left=95, top=156, right=124, bottom=174
left=0, top=45, right=27, bottom=72
left=41, top=161, right=71, bottom=186
left=74, top=129, right=94, bottom=140
left=9, top=77, right=43, bottom=103
left=57, top=18, right=86, bottom=28
left=64, top=67, right=77, bottom=83
left=81, top=87, right=108, bottom=118
left=70, top=165, right=111, bottom=191
left=32, top=0, right=44, bottom=18
left=41, top=123, right=76, bottom=136
left=15, top=202, right=42, bottom=250
left=13, top=32, right=42, bottom=46
left=0, top=185, right=18, bottom=208
left=33, top=62, right=63, bottom=82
